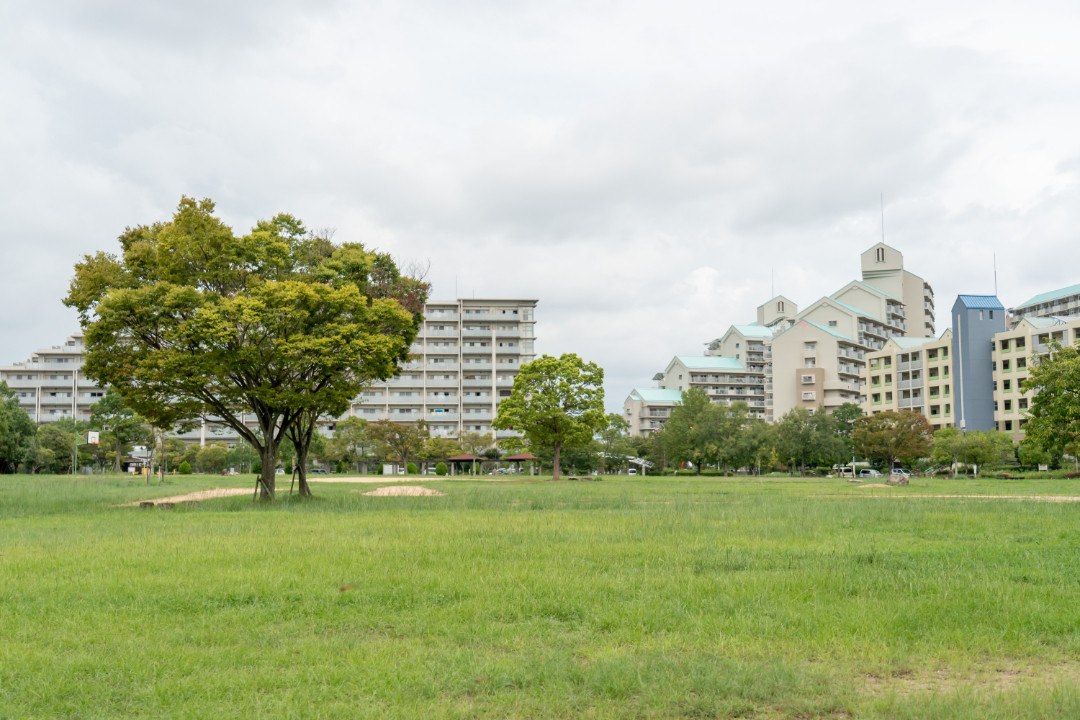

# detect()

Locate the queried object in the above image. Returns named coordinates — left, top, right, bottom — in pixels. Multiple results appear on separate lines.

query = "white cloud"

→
left=3, top=0, right=1080, bottom=410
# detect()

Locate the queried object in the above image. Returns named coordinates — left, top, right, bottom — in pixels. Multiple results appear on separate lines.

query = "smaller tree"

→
left=457, top=431, right=491, bottom=475
left=331, top=417, right=372, bottom=473
left=1022, top=340, right=1080, bottom=456
left=852, top=410, right=934, bottom=471
left=1019, top=439, right=1053, bottom=469
left=492, top=354, right=605, bottom=481
left=368, top=419, right=429, bottom=470
left=0, top=381, right=35, bottom=474
left=197, top=443, right=229, bottom=474
left=89, top=390, right=147, bottom=474
left=597, top=413, right=632, bottom=473
left=178, top=461, right=192, bottom=475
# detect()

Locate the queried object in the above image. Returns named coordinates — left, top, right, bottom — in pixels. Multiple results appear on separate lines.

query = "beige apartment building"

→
left=1008, top=283, right=1080, bottom=322
left=990, top=315, right=1080, bottom=442
left=622, top=388, right=684, bottom=436
left=768, top=320, right=868, bottom=418
left=860, top=331, right=955, bottom=430
left=351, top=298, right=537, bottom=438
left=860, top=243, right=936, bottom=337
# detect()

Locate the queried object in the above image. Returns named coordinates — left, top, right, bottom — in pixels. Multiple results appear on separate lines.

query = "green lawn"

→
left=3, top=474, right=1080, bottom=718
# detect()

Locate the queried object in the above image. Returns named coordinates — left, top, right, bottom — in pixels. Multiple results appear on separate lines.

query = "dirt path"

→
left=360, top=486, right=446, bottom=497
left=120, top=488, right=253, bottom=506
left=852, top=494, right=1080, bottom=502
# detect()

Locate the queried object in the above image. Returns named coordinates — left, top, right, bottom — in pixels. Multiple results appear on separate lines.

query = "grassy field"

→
left=3, top=473, right=1080, bottom=718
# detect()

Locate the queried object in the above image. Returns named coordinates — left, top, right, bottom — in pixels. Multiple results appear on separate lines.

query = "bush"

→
left=284, top=460, right=292, bottom=475
left=178, top=461, right=191, bottom=475
left=252, top=461, right=262, bottom=475
left=436, top=462, right=447, bottom=476
left=336, top=461, right=345, bottom=473
left=1066, top=471, right=1080, bottom=479
left=407, top=462, right=418, bottom=475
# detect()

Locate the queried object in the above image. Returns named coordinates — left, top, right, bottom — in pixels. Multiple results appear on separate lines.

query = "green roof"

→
left=802, top=321, right=853, bottom=341
left=1025, top=317, right=1064, bottom=329
left=730, top=324, right=774, bottom=338
left=1015, top=282, right=1080, bottom=310
left=629, top=388, right=684, bottom=403
left=674, top=355, right=746, bottom=370
left=844, top=280, right=900, bottom=302
left=889, top=336, right=932, bottom=349
left=819, top=297, right=880, bottom=321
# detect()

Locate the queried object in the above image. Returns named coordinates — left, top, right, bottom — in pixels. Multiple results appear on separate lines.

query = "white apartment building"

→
left=4, top=296, right=536, bottom=445
left=622, top=388, right=684, bottom=437
left=990, top=315, right=1080, bottom=442
left=1008, top=283, right=1080, bottom=323
left=861, top=331, right=955, bottom=430
left=0, top=333, right=103, bottom=423
left=652, top=355, right=768, bottom=420
left=350, top=298, right=537, bottom=438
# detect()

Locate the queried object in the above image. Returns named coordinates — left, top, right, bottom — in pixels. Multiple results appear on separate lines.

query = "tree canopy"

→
left=852, top=410, right=934, bottom=470
left=1022, top=340, right=1080, bottom=456
left=64, top=197, right=427, bottom=498
left=0, top=382, right=35, bottom=474
left=492, top=353, right=605, bottom=481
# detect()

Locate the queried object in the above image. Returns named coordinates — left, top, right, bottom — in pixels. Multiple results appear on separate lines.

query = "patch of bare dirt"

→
left=359, top=485, right=446, bottom=497
left=860, top=484, right=891, bottom=489
left=120, top=488, right=252, bottom=506
left=861, top=662, right=1080, bottom=697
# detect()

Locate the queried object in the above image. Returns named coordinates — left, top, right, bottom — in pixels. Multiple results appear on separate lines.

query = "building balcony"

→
left=462, top=412, right=493, bottom=421
left=425, top=312, right=459, bottom=320
left=427, top=412, right=459, bottom=421
left=423, top=329, right=459, bottom=337
left=898, top=360, right=922, bottom=371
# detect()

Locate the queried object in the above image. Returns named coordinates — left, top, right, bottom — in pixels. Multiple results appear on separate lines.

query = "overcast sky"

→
left=3, top=1, right=1080, bottom=411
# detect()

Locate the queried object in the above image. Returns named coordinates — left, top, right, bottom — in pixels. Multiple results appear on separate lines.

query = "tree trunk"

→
left=297, top=443, right=311, bottom=497
left=258, top=445, right=277, bottom=500
left=552, top=443, right=562, bottom=481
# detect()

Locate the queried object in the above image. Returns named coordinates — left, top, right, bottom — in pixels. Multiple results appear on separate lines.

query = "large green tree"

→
left=772, top=407, right=819, bottom=474
left=65, top=197, right=425, bottom=498
left=1022, top=340, right=1080, bottom=456
left=659, top=388, right=713, bottom=473
left=0, top=382, right=35, bottom=474
left=492, top=353, right=605, bottom=481
left=852, top=409, right=934, bottom=471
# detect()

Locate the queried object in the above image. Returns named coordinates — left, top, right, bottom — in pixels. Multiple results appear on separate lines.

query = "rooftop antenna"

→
left=771, top=269, right=774, bottom=298
left=993, top=253, right=998, bottom=296
left=880, top=192, right=885, bottom=244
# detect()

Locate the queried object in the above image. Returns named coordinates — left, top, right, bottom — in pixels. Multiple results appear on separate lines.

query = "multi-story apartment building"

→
left=860, top=243, right=936, bottom=337
left=769, top=320, right=868, bottom=418
left=649, top=355, right=767, bottom=420
left=1008, top=282, right=1080, bottom=322
left=704, top=325, right=773, bottom=368
left=622, top=388, right=684, bottom=437
left=5, top=296, right=536, bottom=446
left=861, top=331, right=955, bottom=430
left=0, top=333, right=105, bottom=424
left=990, top=314, right=1080, bottom=442
left=351, top=298, right=537, bottom=438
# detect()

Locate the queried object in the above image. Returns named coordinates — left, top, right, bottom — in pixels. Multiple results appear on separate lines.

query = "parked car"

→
left=891, top=468, right=911, bottom=477
left=310, top=468, right=329, bottom=474
left=838, top=467, right=855, bottom=478
left=628, top=468, right=637, bottom=475
left=275, top=468, right=285, bottom=475
left=860, top=469, right=882, bottom=478
left=426, top=467, right=439, bottom=475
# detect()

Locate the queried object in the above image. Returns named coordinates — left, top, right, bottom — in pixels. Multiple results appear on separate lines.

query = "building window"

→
left=1004, top=400, right=1012, bottom=411
left=778, top=301, right=784, bottom=312
left=828, top=320, right=837, bottom=327
left=1003, top=379, right=1011, bottom=390
left=801, top=375, right=814, bottom=384
left=877, top=247, right=885, bottom=262
left=990, top=310, right=994, bottom=319
left=1005, top=420, right=1013, bottom=431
